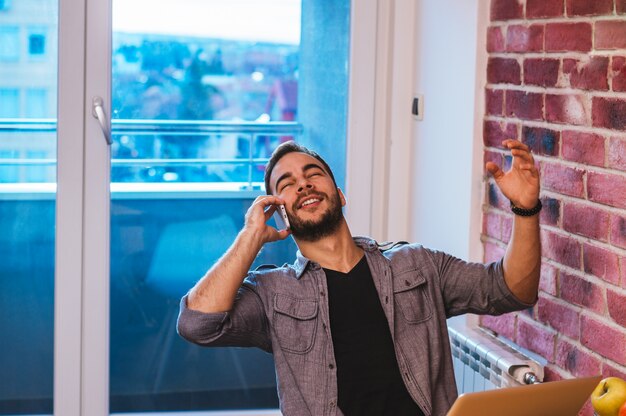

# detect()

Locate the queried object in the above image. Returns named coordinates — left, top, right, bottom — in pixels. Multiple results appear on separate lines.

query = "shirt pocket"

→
left=393, top=270, right=433, bottom=324
left=272, top=293, right=319, bottom=354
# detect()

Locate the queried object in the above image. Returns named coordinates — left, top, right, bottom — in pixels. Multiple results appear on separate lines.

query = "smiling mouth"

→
left=298, top=195, right=323, bottom=209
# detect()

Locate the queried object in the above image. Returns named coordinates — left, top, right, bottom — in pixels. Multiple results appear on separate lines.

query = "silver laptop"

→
left=446, top=375, right=601, bottom=416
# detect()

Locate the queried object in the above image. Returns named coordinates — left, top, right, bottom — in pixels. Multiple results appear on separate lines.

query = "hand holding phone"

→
left=272, top=204, right=290, bottom=230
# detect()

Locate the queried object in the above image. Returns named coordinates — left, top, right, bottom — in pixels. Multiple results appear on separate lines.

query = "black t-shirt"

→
left=324, top=256, right=424, bottom=416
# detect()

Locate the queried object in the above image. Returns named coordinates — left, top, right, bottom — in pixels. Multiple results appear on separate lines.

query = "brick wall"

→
left=482, top=1, right=626, bottom=414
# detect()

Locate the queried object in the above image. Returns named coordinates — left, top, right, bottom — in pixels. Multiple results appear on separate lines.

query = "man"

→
left=177, top=140, right=541, bottom=416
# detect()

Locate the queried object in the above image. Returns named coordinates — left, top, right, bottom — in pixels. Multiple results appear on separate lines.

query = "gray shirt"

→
left=177, top=237, right=534, bottom=416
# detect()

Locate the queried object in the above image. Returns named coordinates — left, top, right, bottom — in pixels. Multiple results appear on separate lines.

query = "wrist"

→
left=510, top=199, right=542, bottom=217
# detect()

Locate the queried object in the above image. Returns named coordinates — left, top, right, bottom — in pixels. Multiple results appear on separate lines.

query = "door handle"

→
left=92, top=96, right=112, bottom=145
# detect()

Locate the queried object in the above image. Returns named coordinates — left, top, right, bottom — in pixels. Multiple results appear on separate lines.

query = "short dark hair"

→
left=264, top=141, right=337, bottom=194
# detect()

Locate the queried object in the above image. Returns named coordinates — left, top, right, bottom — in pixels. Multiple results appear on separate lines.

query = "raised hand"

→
left=485, top=139, right=540, bottom=209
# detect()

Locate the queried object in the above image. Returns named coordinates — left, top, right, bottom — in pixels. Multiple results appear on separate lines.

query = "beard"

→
left=288, top=189, right=344, bottom=242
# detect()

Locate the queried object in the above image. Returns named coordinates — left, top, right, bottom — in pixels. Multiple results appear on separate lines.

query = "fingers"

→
left=485, top=161, right=504, bottom=180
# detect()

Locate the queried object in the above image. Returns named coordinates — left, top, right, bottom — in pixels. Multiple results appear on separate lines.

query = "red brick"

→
left=539, top=263, right=558, bottom=296
left=556, top=339, right=601, bottom=377
left=527, top=0, right=564, bottom=18
left=583, top=243, right=620, bottom=285
left=483, top=211, right=502, bottom=240
left=611, top=57, right=626, bottom=92
left=484, top=149, right=504, bottom=169
left=545, top=94, right=590, bottom=126
left=545, top=23, right=593, bottom=52
left=543, top=365, right=564, bottom=381
left=485, top=88, right=504, bottom=116
left=581, top=315, right=626, bottom=365
left=506, top=91, right=543, bottom=121
left=603, top=362, right=626, bottom=380
left=484, top=120, right=518, bottom=148
left=524, top=58, right=560, bottom=87
left=481, top=313, right=517, bottom=341
left=588, top=171, right=626, bottom=209
left=516, top=318, right=556, bottom=361
left=487, top=26, right=506, bottom=52
left=596, top=21, right=626, bottom=50
left=538, top=296, right=580, bottom=339
left=484, top=241, right=505, bottom=262
left=619, top=0, right=626, bottom=14
left=540, top=162, right=585, bottom=198
left=561, top=130, right=605, bottom=167
left=592, top=97, right=626, bottom=131
left=563, top=203, right=610, bottom=241
left=488, top=182, right=509, bottom=211
left=522, top=126, right=559, bottom=156
left=560, top=272, right=605, bottom=314
left=608, top=137, right=626, bottom=171
left=608, top=289, right=626, bottom=327
left=490, top=0, right=524, bottom=21
left=506, top=24, right=544, bottom=53
left=488, top=58, right=521, bottom=85
left=566, top=0, right=613, bottom=16
left=563, top=56, right=610, bottom=91
left=541, top=229, right=582, bottom=269
left=540, top=196, right=561, bottom=227
left=610, top=215, right=626, bottom=250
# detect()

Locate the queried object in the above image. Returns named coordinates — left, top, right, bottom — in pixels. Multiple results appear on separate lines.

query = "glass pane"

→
left=0, top=0, right=58, bottom=414
left=110, top=0, right=350, bottom=413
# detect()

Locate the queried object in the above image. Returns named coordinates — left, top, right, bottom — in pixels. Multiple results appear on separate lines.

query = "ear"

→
left=337, top=188, right=347, bottom=207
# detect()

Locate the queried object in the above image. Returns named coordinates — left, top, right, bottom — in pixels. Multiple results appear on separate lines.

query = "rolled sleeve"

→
left=176, top=283, right=272, bottom=352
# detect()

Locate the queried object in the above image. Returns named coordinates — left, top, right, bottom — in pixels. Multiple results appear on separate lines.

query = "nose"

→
left=297, top=180, right=313, bottom=193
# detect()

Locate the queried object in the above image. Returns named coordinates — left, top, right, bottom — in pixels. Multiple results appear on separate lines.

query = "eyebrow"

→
left=274, top=163, right=326, bottom=192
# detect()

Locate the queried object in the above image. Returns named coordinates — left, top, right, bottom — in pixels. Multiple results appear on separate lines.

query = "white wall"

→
left=410, top=0, right=488, bottom=261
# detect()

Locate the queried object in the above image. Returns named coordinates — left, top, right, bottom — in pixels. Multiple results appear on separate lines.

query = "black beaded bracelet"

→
left=510, top=199, right=542, bottom=217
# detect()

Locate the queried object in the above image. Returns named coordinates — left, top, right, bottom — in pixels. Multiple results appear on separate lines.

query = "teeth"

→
left=302, top=198, right=320, bottom=207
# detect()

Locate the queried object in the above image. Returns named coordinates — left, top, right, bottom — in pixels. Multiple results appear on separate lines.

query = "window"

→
left=0, top=0, right=11, bottom=11
left=0, top=89, right=20, bottom=118
left=25, top=89, right=48, bottom=118
left=0, top=26, right=19, bottom=61
left=108, top=0, right=351, bottom=413
left=28, top=27, right=47, bottom=56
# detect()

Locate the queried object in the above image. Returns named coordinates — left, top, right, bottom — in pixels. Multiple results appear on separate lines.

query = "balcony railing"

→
left=0, top=118, right=303, bottom=192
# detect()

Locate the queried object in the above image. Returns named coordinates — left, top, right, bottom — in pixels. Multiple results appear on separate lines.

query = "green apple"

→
left=591, top=377, right=626, bottom=416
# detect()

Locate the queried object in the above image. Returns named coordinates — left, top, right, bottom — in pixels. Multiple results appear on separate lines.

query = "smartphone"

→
left=272, top=204, right=290, bottom=230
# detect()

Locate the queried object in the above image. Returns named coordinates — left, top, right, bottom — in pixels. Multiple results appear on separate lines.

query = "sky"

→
left=112, top=0, right=301, bottom=44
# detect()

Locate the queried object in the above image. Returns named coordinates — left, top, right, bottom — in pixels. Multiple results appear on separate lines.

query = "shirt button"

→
left=330, top=399, right=336, bottom=406
left=405, top=280, right=411, bottom=286
left=322, top=323, right=327, bottom=330
left=329, top=363, right=335, bottom=369
left=320, top=290, right=325, bottom=296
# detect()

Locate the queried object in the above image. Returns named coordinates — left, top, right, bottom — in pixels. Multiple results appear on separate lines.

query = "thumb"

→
left=485, top=161, right=504, bottom=180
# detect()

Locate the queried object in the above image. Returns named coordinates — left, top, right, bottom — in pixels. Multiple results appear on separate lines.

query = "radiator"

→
left=448, top=323, right=544, bottom=394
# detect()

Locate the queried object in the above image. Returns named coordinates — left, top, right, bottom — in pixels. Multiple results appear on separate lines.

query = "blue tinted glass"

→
left=0, top=2, right=57, bottom=414
left=110, top=0, right=349, bottom=412
left=0, top=89, right=19, bottom=118
left=0, top=26, right=19, bottom=61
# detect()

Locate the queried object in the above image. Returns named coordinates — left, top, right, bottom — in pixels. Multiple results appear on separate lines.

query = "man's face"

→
left=269, top=152, right=345, bottom=241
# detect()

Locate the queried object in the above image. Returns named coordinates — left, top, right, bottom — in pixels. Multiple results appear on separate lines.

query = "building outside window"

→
left=28, top=29, right=46, bottom=56
left=0, top=88, right=19, bottom=117
left=0, top=26, right=19, bottom=61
